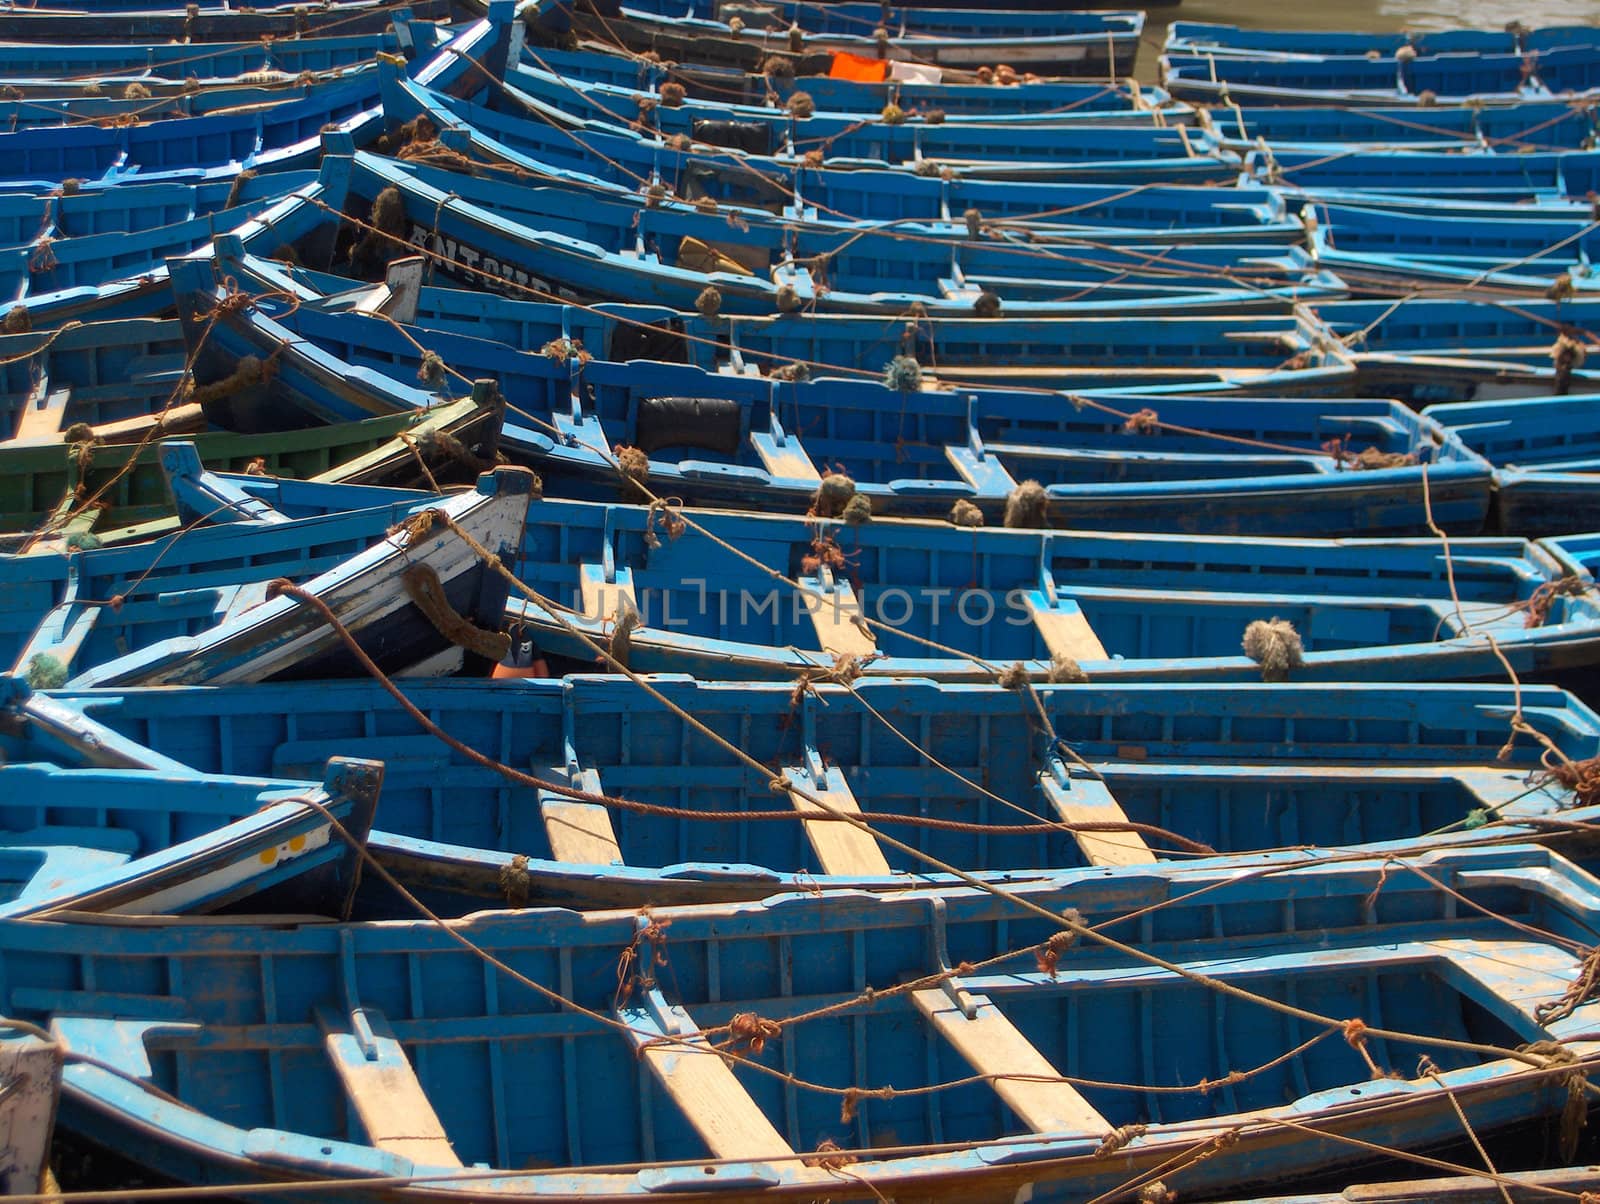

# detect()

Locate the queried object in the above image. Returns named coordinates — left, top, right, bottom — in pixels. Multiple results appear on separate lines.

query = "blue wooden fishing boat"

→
left=391, top=68, right=1290, bottom=237
left=8, top=844, right=1600, bottom=1199
left=484, top=497, right=1595, bottom=684
left=0, top=72, right=384, bottom=187
left=605, top=0, right=1144, bottom=46
left=211, top=243, right=1344, bottom=391
left=1425, top=393, right=1600, bottom=537
left=0, top=0, right=454, bottom=42
left=384, top=53, right=1242, bottom=187
left=1165, top=21, right=1600, bottom=59
left=1251, top=146, right=1600, bottom=203
left=260, top=148, right=1336, bottom=319
left=0, top=459, right=442, bottom=669
left=1207, top=99, right=1600, bottom=151
left=517, top=39, right=1170, bottom=116
left=1, top=394, right=502, bottom=552
left=0, top=17, right=445, bottom=87
left=33, top=672, right=1600, bottom=908
left=0, top=678, right=380, bottom=916
left=504, top=57, right=1198, bottom=174
left=531, top=0, right=1144, bottom=78
left=1317, top=298, right=1600, bottom=404
left=56, top=464, right=532, bottom=688
left=0, top=172, right=313, bottom=312
left=0, top=760, right=379, bottom=919
left=1162, top=42, right=1600, bottom=107
left=158, top=269, right=1479, bottom=535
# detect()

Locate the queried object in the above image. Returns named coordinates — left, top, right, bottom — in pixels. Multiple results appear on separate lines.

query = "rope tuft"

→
left=1049, top=654, right=1088, bottom=683
left=658, top=81, right=686, bottom=107
left=786, top=90, right=814, bottom=119
left=1095, top=1123, right=1146, bottom=1157
left=811, top=471, right=857, bottom=520
left=417, top=350, right=447, bottom=389
left=1242, top=618, right=1304, bottom=682
left=615, top=444, right=650, bottom=498
left=949, top=498, right=984, bottom=528
left=1036, top=911, right=1083, bottom=978
left=770, top=361, right=810, bottom=382
left=881, top=102, right=906, bottom=125
left=924, top=108, right=946, bottom=125
left=842, top=493, right=872, bottom=526
left=963, top=207, right=983, bottom=239
left=727, top=1012, right=782, bottom=1055
left=1003, top=479, right=1047, bottom=528
left=2, top=306, right=29, bottom=334
left=883, top=354, right=922, bottom=392
left=1553, top=332, right=1588, bottom=395
left=998, top=661, right=1029, bottom=690
left=499, top=853, right=530, bottom=907
left=695, top=285, right=722, bottom=319
left=803, top=1138, right=855, bottom=1170
left=973, top=290, right=1003, bottom=318
left=1122, top=407, right=1159, bottom=435
left=1138, top=1184, right=1175, bottom=1204
left=776, top=283, right=803, bottom=313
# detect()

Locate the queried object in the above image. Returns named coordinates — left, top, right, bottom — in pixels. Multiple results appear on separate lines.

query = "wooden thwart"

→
left=622, top=996, right=795, bottom=1163
left=1026, top=593, right=1107, bottom=662
left=541, top=797, right=623, bottom=865
left=1038, top=773, right=1155, bottom=866
left=318, top=1007, right=462, bottom=1167
left=12, top=386, right=69, bottom=444
left=784, top=764, right=891, bottom=877
left=800, top=575, right=875, bottom=660
left=910, top=988, right=1108, bottom=1135
left=579, top=563, right=638, bottom=624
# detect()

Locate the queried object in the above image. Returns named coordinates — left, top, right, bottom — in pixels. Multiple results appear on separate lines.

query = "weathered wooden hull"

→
left=10, top=845, right=1600, bottom=1200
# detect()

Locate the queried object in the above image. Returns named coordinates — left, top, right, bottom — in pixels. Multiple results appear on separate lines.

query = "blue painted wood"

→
left=1164, top=21, right=1600, bottom=58
left=0, top=469, right=435, bottom=670
left=0, top=19, right=443, bottom=84
left=516, top=40, right=1169, bottom=116
left=0, top=681, right=379, bottom=916
left=3, top=843, right=1599, bottom=1198
left=1426, top=392, right=1600, bottom=536
left=1317, top=297, right=1600, bottom=403
left=1163, top=41, right=1600, bottom=107
left=533, top=0, right=1143, bottom=78
left=0, top=0, right=454, bottom=42
left=59, top=465, right=533, bottom=688
left=485, top=496, right=1585, bottom=683
left=34, top=672, right=1600, bottom=907
left=158, top=272, right=1487, bottom=537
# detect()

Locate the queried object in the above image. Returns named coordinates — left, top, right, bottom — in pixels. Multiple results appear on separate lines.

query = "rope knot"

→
left=839, top=1085, right=892, bottom=1122
left=1242, top=618, right=1304, bottom=682
left=998, top=661, right=1030, bottom=690
left=1094, top=1123, right=1146, bottom=1157
left=803, top=1138, right=855, bottom=1170
left=1121, top=407, right=1160, bottom=435
left=499, top=853, right=530, bottom=907
left=727, top=1012, right=782, bottom=1055
left=1035, top=910, right=1083, bottom=979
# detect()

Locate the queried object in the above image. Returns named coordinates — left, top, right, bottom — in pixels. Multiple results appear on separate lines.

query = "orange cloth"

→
left=828, top=51, right=889, bottom=82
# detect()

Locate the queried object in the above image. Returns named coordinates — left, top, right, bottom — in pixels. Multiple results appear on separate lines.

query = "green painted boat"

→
left=1, top=391, right=503, bottom=552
